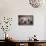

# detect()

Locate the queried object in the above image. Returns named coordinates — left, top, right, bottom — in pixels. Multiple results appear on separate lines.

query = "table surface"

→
left=7, top=40, right=46, bottom=43
left=1, top=39, right=46, bottom=43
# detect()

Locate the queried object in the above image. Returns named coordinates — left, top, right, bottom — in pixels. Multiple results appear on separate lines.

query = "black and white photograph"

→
left=18, top=15, right=33, bottom=25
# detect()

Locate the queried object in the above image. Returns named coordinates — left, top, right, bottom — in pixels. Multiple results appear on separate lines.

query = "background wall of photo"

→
left=0, top=0, right=46, bottom=40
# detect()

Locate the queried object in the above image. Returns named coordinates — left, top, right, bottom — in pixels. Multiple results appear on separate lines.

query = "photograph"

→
left=18, top=15, right=33, bottom=25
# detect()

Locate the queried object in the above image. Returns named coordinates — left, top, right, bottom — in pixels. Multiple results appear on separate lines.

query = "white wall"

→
left=0, top=0, right=46, bottom=40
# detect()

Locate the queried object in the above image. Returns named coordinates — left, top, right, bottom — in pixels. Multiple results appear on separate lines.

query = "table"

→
left=5, top=39, right=46, bottom=46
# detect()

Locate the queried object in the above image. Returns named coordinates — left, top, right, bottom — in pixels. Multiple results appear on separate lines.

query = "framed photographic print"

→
left=18, top=15, right=33, bottom=25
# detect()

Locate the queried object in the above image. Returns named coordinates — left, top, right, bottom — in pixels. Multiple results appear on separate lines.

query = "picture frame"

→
left=18, top=15, right=33, bottom=25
